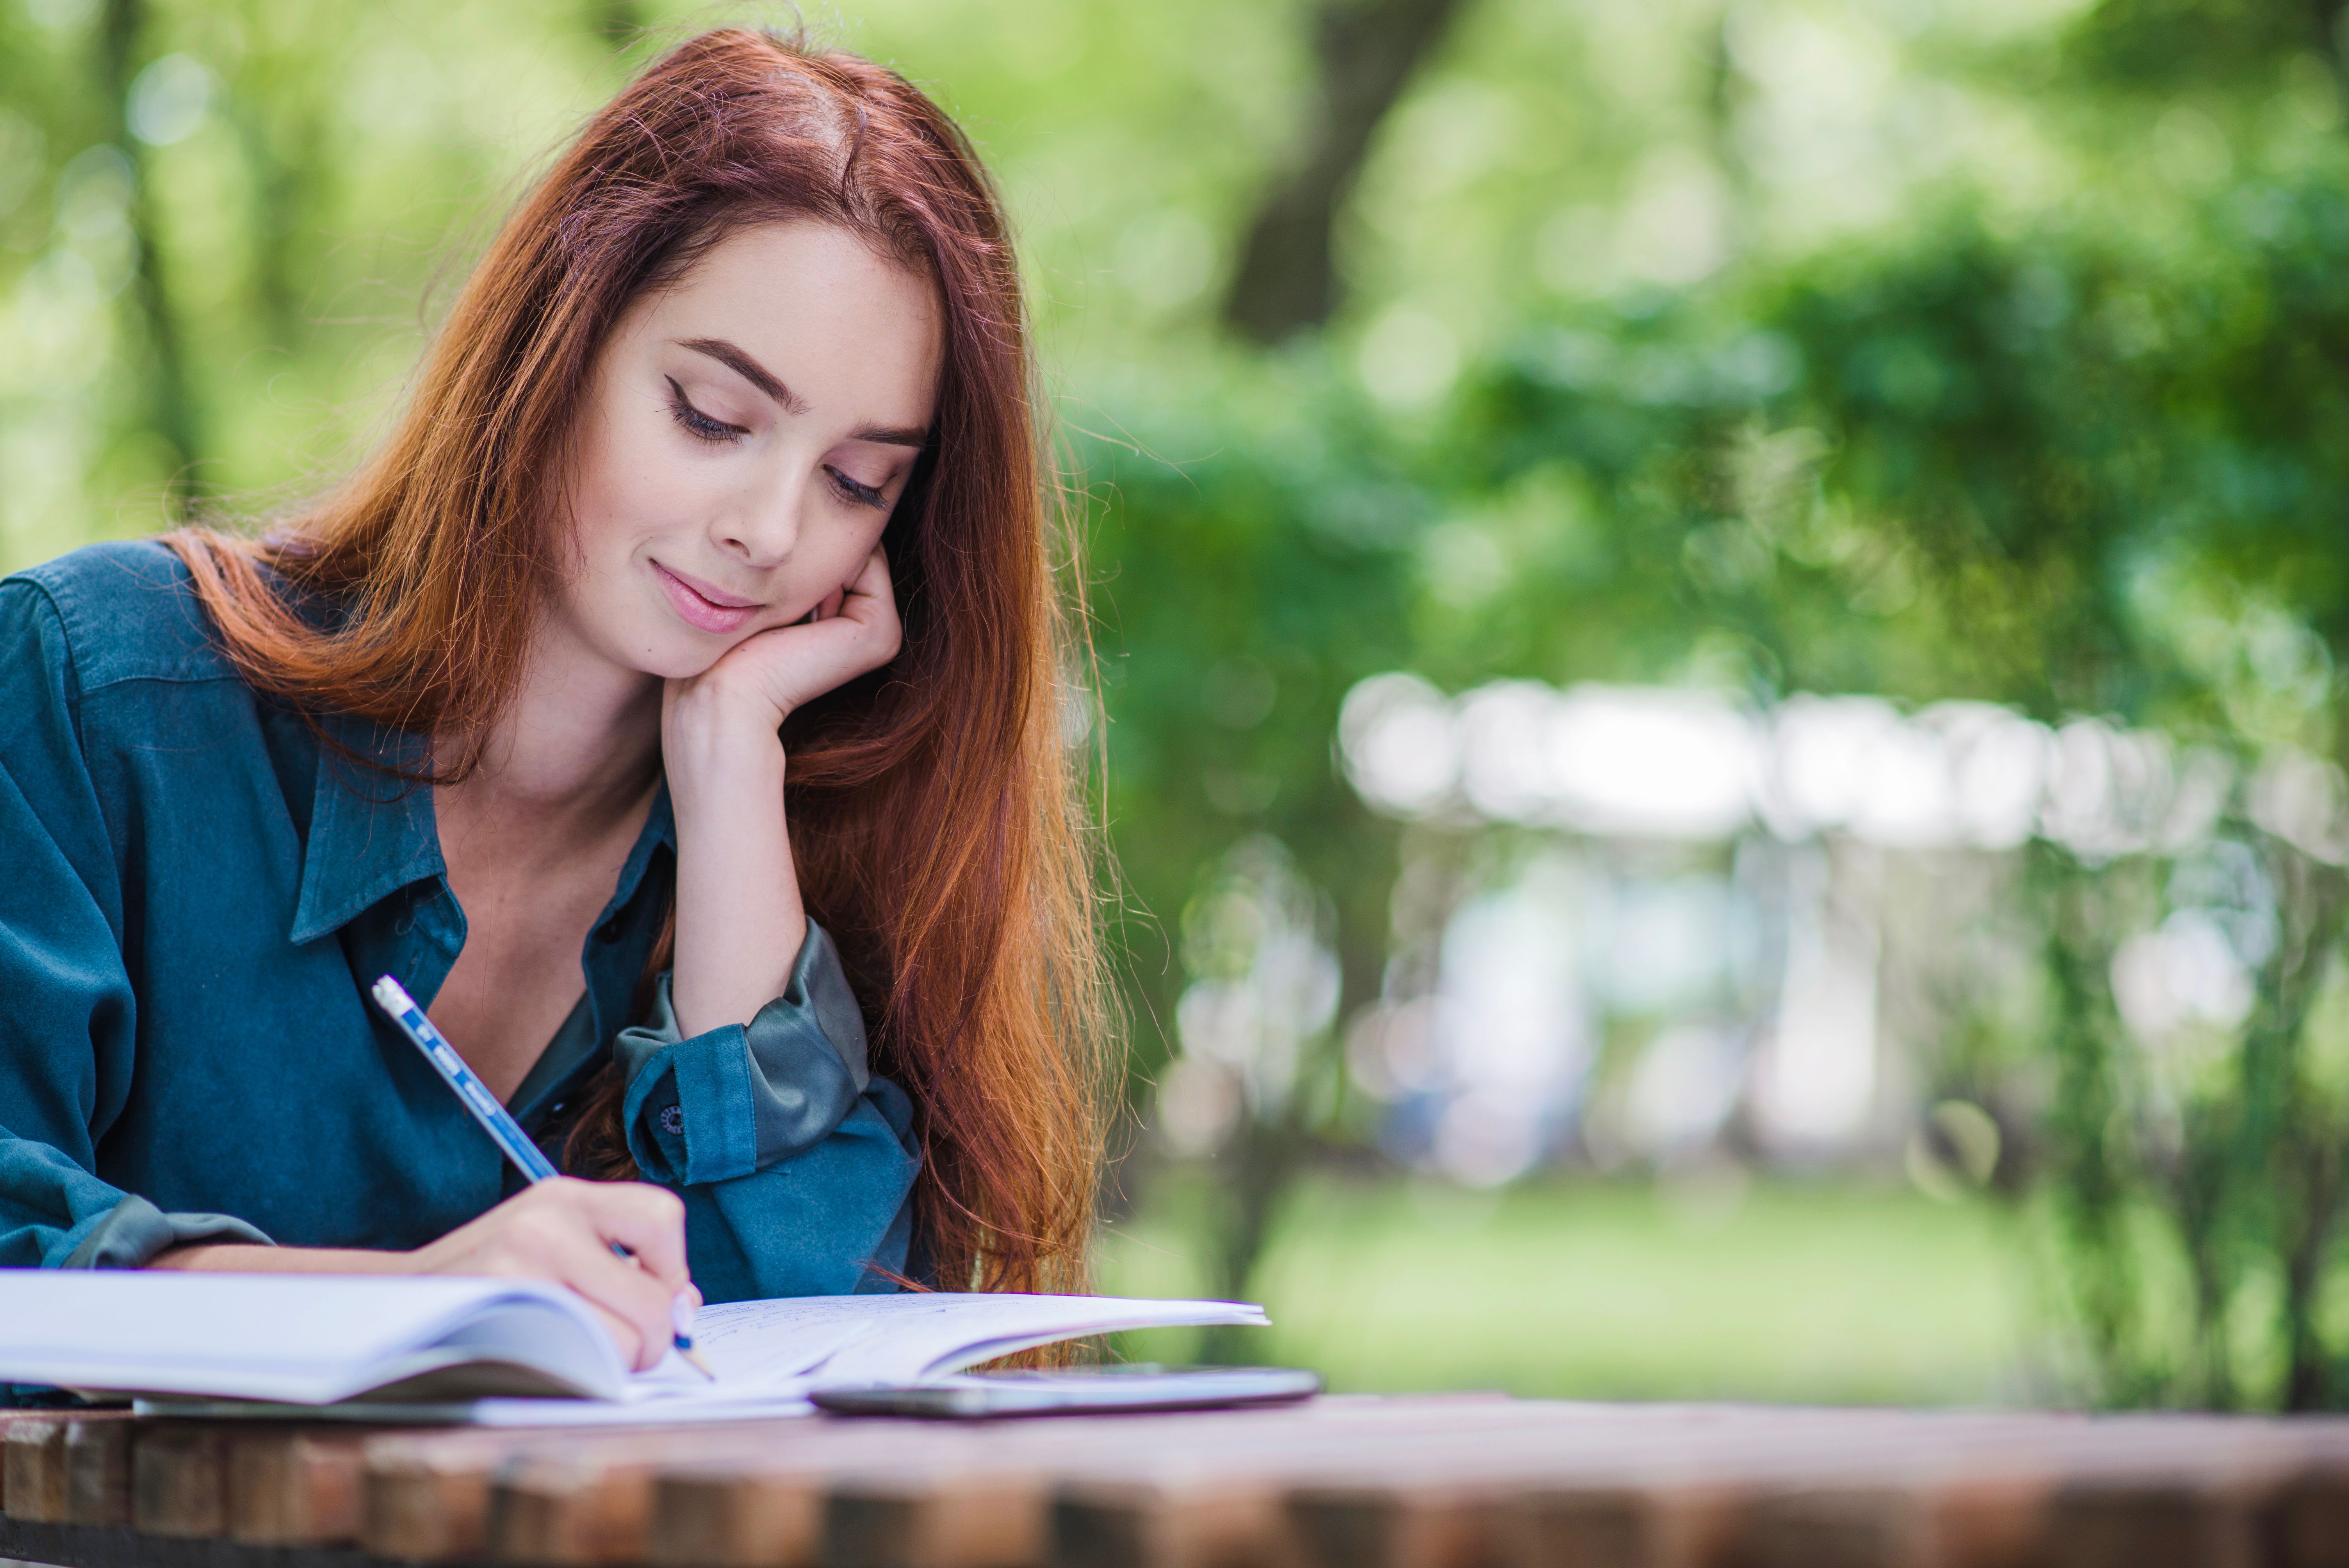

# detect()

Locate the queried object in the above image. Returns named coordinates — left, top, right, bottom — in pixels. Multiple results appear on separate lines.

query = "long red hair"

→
left=162, top=29, right=1106, bottom=1294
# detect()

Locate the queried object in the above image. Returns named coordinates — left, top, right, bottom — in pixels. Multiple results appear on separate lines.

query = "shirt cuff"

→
left=60, top=1194, right=274, bottom=1269
left=613, top=919, right=872, bottom=1186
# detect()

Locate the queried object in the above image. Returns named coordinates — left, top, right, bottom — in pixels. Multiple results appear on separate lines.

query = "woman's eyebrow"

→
left=677, top=336, right=929, bottom=446
left=676, top=337, right=810, bottom=414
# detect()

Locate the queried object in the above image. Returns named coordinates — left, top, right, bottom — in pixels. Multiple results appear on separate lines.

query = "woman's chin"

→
left=615, top=631, right=730, bottom=684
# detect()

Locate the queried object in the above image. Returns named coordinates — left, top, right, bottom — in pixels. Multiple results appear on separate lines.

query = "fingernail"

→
left=672, top=1294, right=699, bottom=1338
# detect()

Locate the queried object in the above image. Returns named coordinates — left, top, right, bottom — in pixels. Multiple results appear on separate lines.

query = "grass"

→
left=1096, top=1169, right=2043, bottom=1407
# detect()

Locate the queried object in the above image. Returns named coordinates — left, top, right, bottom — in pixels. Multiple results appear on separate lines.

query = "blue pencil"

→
left=369, top=974, right=715, bottom=1380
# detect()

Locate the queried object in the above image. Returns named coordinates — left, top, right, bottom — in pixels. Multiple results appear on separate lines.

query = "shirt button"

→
left=659, top=1104, right=684, bottom=1136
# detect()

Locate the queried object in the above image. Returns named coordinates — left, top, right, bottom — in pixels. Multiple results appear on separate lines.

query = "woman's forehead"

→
left=631, top=221, right=942, bottom=431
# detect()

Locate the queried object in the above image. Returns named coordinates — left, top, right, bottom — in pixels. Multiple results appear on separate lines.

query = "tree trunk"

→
left=99, top=0, right=202, bottom=503
left=1199, top=1118, right=1302, bottom=1365
left=1223, top=0, right=1469, bottom=344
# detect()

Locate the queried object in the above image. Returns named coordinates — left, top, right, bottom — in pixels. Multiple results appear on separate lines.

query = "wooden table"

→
left=4, top=1397, right=2346, bottom=1568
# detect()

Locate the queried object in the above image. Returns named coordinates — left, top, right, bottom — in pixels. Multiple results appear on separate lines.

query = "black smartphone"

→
left=810, top=1365, right=1321, bottom=1419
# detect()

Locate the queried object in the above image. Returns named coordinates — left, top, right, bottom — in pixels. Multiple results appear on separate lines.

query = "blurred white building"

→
left=1329, top=672, right=2340, bottom=1183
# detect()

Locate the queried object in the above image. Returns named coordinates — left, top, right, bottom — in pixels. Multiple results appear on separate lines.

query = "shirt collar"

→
left=606, top=777, right=677, bottom=918
left=287, top=713, right=679, bottom=948
left=289, top=713, right=443, bottom=947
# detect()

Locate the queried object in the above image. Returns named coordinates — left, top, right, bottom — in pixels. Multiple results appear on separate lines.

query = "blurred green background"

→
left=11, top=0, right=2349, bottom=1408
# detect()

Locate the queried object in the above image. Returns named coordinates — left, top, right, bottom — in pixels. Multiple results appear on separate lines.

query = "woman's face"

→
left=557, top=220, right=942, bottom=682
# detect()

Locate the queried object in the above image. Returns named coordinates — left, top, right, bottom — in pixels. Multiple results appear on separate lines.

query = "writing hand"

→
left=152, top=1178, right=700, bottom=1374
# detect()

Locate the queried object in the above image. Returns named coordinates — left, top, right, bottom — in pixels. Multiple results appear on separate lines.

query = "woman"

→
left=0, top=29, right=1104, bottom=1374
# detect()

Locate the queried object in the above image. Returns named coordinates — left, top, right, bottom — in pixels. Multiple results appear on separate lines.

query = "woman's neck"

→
left=426, top=629, right=665, bottom=1091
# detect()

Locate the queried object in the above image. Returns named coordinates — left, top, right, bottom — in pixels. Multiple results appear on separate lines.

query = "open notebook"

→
left=0, top=1272, right=1268, bottom=1425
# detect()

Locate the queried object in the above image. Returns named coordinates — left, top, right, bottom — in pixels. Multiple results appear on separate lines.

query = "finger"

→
left=547, top=1226, right=677, bottom=1372
left=584, top=1300, right=651, bottom=1372
left=838, top=551, right=902, bottom=646
left=844, top=546, right=894, bottom=606
left=557, top=1178, right=693, bottom=1294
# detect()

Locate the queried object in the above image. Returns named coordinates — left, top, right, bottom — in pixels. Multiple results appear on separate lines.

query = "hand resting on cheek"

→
left=663, top=544, right=903, bottom=744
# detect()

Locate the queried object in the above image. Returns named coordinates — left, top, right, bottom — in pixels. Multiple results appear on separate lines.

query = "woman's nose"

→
left=717, top=468, right=807, bottom=567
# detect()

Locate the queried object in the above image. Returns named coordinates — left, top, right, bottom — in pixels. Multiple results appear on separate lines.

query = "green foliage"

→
left=1104, top=1172, right=2030, bottom=1405
left=1073, top=358, right=1419, bottom=1043
left=1393, top=152, right=2349, bottom=1408
left=1069, top=103, right=2349, bottom=1401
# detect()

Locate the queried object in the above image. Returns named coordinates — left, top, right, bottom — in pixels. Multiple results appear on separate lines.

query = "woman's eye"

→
left=827, top=465, right=889, bottom=510
left=665, top=377, right=746, bottom=444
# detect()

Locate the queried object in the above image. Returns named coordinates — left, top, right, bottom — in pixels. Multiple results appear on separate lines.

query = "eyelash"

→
left=827, top=467, right=888, bottom=510
left=665, top=378, right=744, bottom=444
left=663, top=377, right=891, bottom=511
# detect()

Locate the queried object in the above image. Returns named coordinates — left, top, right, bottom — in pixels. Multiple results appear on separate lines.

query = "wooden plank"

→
left=483, top=1423, right=888, bottom=1567
left=131, top=1424, right=232, bottom=1538
left=369, top=1426, right=692, bottom=1564
left=2, top=1417, right=69, bottom=1523
left=2037, top=1441, right=2338, bottom=1568
left=645, top=1415, right=998, bottom=1568
left=0, top=1408, right=86, bottom=1515
left=0, top=1511, right=382, bottom=1568
left=1050, top=1473, right=1280, bottom=1568
left=2, top=1411, right=140, bottom=1527
left=492, top=1452, right=659, bottom=1567
left=228, top=1430, right=370, bottom=1547
left=2045, top=1471, right=2248, bottom=1568
left=654, top=1399, right=1410, bottom=1568
left=0, top=1396, right=2302, bottom=1568
left=2274, top=1457, right=2349, bottom=1568
left=1500, top=1479, right=1743, bottom=1568
left=362, top=1428, right=542, bottom=1563
left=1742, top=1474, right=2047, bottom=1568
left=826, top=1469, right=1046, bottom=1568
left=1275, top=1403, right=1906, bottom=1568
left=1281, top=1407, right=2109, bottom=1568
left=1738, top=1417, right=2349, bottom=1568
left=652, top=1455, right=823, bottom=1568
left=64, top=1418, right=136, bottom=1528
left=822, top=1397, right=1584, bottom=1568
left=1049, top=1401, right=1764, bottom=1568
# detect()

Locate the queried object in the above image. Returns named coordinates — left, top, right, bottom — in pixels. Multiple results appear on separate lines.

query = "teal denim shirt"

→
left=0, top=542, right=920, bottom=1315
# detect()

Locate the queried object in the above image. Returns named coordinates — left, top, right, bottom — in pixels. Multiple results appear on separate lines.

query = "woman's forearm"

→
left=150, top=1244, right=405, bottom=1272
left=665, top=694, right=807, bottom=1038
left=659, top=548, right=899, bottom=1039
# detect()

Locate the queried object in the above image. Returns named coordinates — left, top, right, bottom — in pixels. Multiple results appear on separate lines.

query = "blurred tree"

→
left=1413, top=149, right=2349, bottom=1404
left=98, top=0, right=201, bottom=497
left=1224, top=0, right=1468, bottom=342
left=2069, top=0, right=2349, bottom=92
left=1071, top=362, right=1419, bottom=1328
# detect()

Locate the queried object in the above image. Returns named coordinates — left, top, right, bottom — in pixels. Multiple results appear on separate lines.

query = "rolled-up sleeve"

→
left=613, top=921, right=920, bottom=1299
left=0, top=582, right=274, bottom=1270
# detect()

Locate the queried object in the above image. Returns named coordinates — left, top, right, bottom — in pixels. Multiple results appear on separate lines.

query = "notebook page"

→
left=663, top=1295, right=923, bottom=1393
left=673, top=1293, right=1267, bottom=1389
left=0, top=1272, right=622, bottom=1404
left=617, top=1294, right=1269, bottom=1403
left=813, top=1295, right=1268, bottom=1383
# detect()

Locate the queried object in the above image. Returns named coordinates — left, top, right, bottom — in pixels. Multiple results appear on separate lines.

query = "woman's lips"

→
left=651, top=561, right=761, bottom=635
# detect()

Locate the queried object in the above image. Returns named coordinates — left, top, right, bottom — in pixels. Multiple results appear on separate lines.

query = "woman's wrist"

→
left=663, top=680, right=790, bottom=793
left=665, top=681, right=807, bottom=1037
